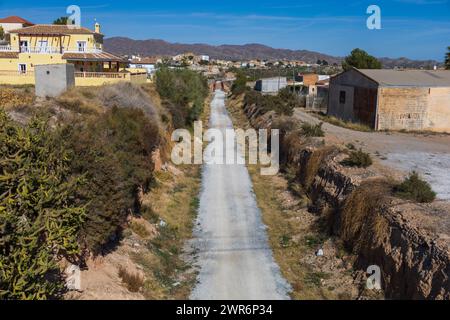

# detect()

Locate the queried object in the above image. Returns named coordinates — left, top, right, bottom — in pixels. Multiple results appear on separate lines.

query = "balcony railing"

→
left=75, top=72, right=128, bottom=79
left=0, top=46, right=103, bottom=54
left=0, top=70, right=34, bottom=76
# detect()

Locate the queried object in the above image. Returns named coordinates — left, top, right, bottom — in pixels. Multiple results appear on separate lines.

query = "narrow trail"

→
left=190, top=90, right=291, bottom=300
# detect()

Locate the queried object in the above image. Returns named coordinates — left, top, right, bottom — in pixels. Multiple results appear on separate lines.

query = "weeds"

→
left=394, top=171, right=436, bottom=203
left=341, top=149, right=373, bottom=168
left=301, top=122, right=325, bottom=137
left=317, top=114, right=372, bottom=132
left=118, top=266, right=144, bottom=293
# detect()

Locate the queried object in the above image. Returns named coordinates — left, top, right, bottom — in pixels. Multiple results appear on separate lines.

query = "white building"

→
left=0, top=16, right=33, bottom=34
left=129, top=56, right=157, bottom=76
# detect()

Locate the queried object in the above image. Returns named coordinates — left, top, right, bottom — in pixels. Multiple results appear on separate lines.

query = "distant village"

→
left=0, top=15, right=449, bottom=132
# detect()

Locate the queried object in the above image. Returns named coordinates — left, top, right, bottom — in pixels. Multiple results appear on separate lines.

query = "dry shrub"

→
left=98, top=82, right=158, bottom=120
left=56, top=87, right=102, bottom=114
left=271, top=116, right=300, bottom=134
left=118, top=266, right=144, bottom=293
left=340, top=180, right=391, bottom=251
left=0, top=87, right=34, bottom=110
left=300, top=146, right=337, bottom=190
left=301, top=122, right=325, bottom=137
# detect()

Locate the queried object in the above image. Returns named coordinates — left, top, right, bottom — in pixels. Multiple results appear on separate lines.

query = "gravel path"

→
left=294, top=109, right=450, bottom=201
left=190, top=90, right=291, bottom=300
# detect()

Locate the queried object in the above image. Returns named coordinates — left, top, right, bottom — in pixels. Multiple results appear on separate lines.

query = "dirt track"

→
left=190, top=90, right=291, bottom=300
left=294, top=109, right=450, bottom=201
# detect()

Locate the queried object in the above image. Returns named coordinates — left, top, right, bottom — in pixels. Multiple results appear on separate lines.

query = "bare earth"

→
left=294, top=109, right=450, bottom=201
left=190, top=90, right=291, bottom=300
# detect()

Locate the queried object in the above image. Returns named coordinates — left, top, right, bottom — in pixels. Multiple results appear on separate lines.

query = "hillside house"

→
left=0, top=22, right=147, bottom=86
left=0, top=16, right=34, bottom=34
left=328, top=68, right=450, bottom=132
left=129, top=56, right=157, bottom=76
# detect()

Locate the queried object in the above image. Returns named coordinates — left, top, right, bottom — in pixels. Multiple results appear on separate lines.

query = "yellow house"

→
left=0, top=23, right=147, bottom=86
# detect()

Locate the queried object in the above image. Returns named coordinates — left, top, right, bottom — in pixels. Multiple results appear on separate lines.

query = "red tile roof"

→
left=9, top=24, right=101, bottom=36
left=0, top=52, right=19, bottom=59
left=0, top=16, right=34, bottom=25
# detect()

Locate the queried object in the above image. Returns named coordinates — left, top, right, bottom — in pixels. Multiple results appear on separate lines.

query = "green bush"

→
left=231, top=71, right=248, bottom=95
left=341, top=149, right=373, bottom=168
left=60, top=106, right=161, bottom=253
left=301, top=122, right=325, bottom=137
left=394, top=172, right=436, bottom=203
left=155, top=68, right=208, bottom=127
left=0, top=110, right=85, bottom=300
left=245, top=89, right=295, bottom=116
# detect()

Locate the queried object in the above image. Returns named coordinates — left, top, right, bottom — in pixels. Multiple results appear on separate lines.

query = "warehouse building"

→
left=328, top=68, right=450, bottom=132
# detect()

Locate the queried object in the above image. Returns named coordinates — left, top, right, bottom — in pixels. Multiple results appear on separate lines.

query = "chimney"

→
left=94, top=22, right=100, bottom=33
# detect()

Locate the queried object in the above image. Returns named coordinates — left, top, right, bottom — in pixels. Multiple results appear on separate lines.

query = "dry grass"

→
left=341, top=180, right=391, bottom=251
left=0, top=86, right=35, bottom=110
left=317, top=114, right=373, bottom=132
left=118, top=266, right=145, bottom=293
left=228, top=94, right=361, bottom=300
left=131, top=165, right=200, bottom=300
left=299, top=146, right=337, bottom=190
left=55, top=86, right=103, bottom=114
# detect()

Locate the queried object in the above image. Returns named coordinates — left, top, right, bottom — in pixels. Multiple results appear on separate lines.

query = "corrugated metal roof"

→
left=357, top=68, right=450, bottom=87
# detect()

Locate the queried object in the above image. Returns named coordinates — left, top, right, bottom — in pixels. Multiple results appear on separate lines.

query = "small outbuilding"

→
left=35, top=64, right=75, bottom=98
left=328, top=68, right=450, bottom=132
left=255, top=77, right=287, bottom=94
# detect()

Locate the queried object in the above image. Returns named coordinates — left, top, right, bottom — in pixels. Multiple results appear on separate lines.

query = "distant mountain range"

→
left=104, top=37, right=442, bottom=69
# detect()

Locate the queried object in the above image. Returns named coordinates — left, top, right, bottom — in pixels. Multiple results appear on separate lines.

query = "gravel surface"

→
left=190, top=90, right=291, bottom=300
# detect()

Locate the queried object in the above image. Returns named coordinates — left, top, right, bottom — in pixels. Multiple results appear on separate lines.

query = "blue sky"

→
left=0, top=0, right=449, bottom=60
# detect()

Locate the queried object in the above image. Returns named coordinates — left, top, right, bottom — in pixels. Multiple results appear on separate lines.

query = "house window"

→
left=19, top=40, right=29, bottom=53
left=339, top=91, right=346, bottom=104
left=77, top=41, right=87, bottom=52
left=18, top=63, right=27, bottom=74
left=37, top=40, right=48, bottom=53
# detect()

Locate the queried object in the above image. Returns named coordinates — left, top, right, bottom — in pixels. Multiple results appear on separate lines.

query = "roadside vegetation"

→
left=394, top=172, right=436, bottom=203
left=316, top=113, right=373, bottom=132
left=226, top=94, right=366, bottom=300
left=301, top=122, right=325, bottom=137
left=155, top=67, right=208, bottom=128
left=0, top=69, right=208, bottom=299
left=341, top=149, right=373, bottom=168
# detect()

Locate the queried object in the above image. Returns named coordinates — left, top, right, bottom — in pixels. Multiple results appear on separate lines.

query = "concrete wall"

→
left=35, top=64, right=75, bottom=97
left=427, top=87, right=450, bottom=133
left=328, top=84, right=355, bottom=121
left=377, top=87, right=450, bottom=132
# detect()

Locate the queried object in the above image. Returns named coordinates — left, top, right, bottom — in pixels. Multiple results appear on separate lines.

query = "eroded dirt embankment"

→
left=233, top=93, right=450, bottom=300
